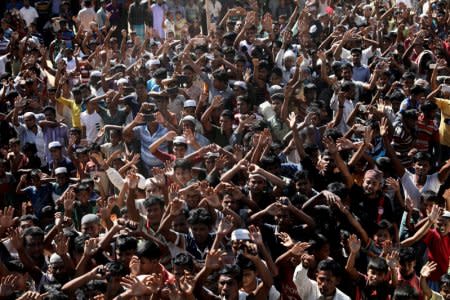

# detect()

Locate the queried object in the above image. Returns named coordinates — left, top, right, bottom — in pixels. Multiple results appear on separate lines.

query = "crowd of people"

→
left=1, top=0, right=450, bottom=299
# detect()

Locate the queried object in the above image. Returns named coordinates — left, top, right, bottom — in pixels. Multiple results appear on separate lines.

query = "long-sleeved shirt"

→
left=293, top=262, right=351, bottom=300
left=56, top=96, right=82, bottom=128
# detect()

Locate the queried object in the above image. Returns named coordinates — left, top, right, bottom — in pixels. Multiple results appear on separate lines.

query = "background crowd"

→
left=1, top=0, right=450, bottom=299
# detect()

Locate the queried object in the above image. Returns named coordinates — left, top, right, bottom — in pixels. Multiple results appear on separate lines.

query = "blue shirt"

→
left=133, top=124, right=168, bottom=167
left=146, top=78, right=161, bottom=92
left=23, top=184, right=53, bottom=218
left=352, top=65, right=371, bottom=82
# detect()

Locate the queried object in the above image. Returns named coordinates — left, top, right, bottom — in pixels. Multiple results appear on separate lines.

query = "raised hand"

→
left=420, top=261, right=437, bottom=278
left=428, top=204, right=441, bottom=224
left=347, top=234, right=361, bottom=254
left=248, top=225, right=263, bottom=246
left=290, top=242, right=311, bottom=256
left=129, top=255, right=141, bottom=276
left=0, top=274, right=17, bottom=297
left=277, top=232, right=295, bottom=248
left=385, top=177, right=400, bottom=193
left=84, top=238, right=99, bottom=257
left=379, top=117, right=389, bottom=137
left=323, top=136, right=338, bottom=154
left=287, top=112, right=297, bottom=130
left=386, top=250, right=400, bottom=269
left=217, top=215, right=234, bottom=236
left=125, top=171, right=140, bottom=190
left=54, top=232, right=69, bottom=256
left=120, top=276, right=153, bottom=296
left=169, top=198, right=185, bottom=216
left=205, top=249, right=223, bottom=270
left=0, top=206, right=15, bottom=229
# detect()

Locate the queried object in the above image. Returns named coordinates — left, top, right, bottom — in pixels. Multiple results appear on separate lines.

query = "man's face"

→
left=218, top=275, right=239, bottom=300
left=117, top=249, right=136, bottom=266
left=316, top=270, right=338, bottom=297
left=440, top=283, right=450, bottom=300
left=362, top=176, right=381, bottom=195
left=271, top=99, right=282, bottom=115
left=24, top=116, right=36, bottom=129
left=296, top=179, right=312, bottom=195
left=175, top=168, right=191, bottom=185
left=173, top=144, right=187, bottom=158
left=25, top=235, right=44, bottom=259
left=242, top=269, right=256, bottom=287
left=172, top=214, right=188, bottom=234
left=248, top=177, right=266, bottom=193
left=146, top=204, right=163, bottom=225
left=219, top=116, right=233, bottom=131
left=341, top=67, right=352, bottom=80
left=414, top=160, right=430, bottom=177
left=50, top=148, right=62, bottom=160
left=190, top=223, right=210, bottom=244
left=81, top=222, right=99, bottom=237
left=246, top=29, right=256, bottom=43
left=140, top=257, right=159, bottom=274
left=351, top=52, right=361, bottom=65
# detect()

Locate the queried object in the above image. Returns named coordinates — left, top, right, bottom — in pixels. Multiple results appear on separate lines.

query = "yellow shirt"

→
left=57, top=96, right=82, bottom=128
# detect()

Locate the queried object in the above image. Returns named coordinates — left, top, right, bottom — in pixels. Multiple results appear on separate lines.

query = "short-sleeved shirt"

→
left=401, top=168, right=441, bottom=208
left=422, top=229, right=450, bottom=282
left=23, top=184, right=53, bottom=218
left=133, top=124, right=168, bottom=168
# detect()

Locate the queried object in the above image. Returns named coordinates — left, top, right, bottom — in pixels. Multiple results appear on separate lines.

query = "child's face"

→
left=367, top=268, right=387, bottom=286
left=437, top=218, right=450, bottom=236
left=373, top=229, right=391, bottom=247
left=399, top=260, right=416, bottom=278
left=440, top=283, right=450, bottom=299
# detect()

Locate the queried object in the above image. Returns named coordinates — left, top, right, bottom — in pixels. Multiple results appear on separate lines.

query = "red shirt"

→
left=422, top=229, right=450, bottom=281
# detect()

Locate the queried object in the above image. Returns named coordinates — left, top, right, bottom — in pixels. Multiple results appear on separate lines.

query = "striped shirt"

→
left=415, top=114, right=438, bottom=153
left=392, top=121, right=415, bottom=166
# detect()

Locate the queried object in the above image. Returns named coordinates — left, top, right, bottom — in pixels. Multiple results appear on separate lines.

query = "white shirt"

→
left=401, top=169, right=441, bottom=208
left=80, top=110, right=103, bottom=144
left=341, top=46, right=376, bottom=66
left=0, top=54, right=10, bottom=75
left=20, top=6, right=39, bottom=27
left=77, top=7, right=96, bottom=32
left=330, top=97, right=354, bottom=135
left=293, top=263, right=351, bottom=300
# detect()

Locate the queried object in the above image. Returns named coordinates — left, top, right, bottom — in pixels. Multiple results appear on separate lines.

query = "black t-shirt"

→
left=350, top=185, right=395, bottom=236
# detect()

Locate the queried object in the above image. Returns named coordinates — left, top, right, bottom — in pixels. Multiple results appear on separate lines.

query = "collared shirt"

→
left=15, top=124, right=46, bottom=166
left=152, top=3, right=168, bottom=39
left=133, top=124, right=168, bottom=167
left=352, top=65, right=371, bottom=82
left=293, top=262, right=351, bottom=300
left=42, top=123, right=68, bottom=161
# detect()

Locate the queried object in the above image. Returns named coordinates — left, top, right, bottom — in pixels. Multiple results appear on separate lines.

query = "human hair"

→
left=22, top=226, right=44, bottom=244
left=73, top=234, right=91, bottom=254
left=399, top=247, right=416, bottom=265
left=441, top=273, right=450, bottom=286
left=367, top=256, right=389, bottom=274
left=412, top=152, right=432, bottom=163
left=327, top=182, right=348, bottom=200
left=143, top=196, right=165, bottom=209
left=317, top=259, right=343, bottom=278
left=137, top=240, right=161, bottom=260
left=219, top=264, right=242, bottom=282
left=340, top=80, right=355, bottom=92
left=187, top=208, right=213, bottom=227
left=421, top=190, right=438, bottom=204
left=19, top=214, right=38, bottom=224
left=392, top=284, right=419, bottom=300
left=5, top=260, right=26, bottom=274
left=172, top=253, right=195, bottom=272
left=105, top=261, right=127, bottom=277
left=174, top=159, right=192, bottom=171
left=115, top=235, right=138, bottom=253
